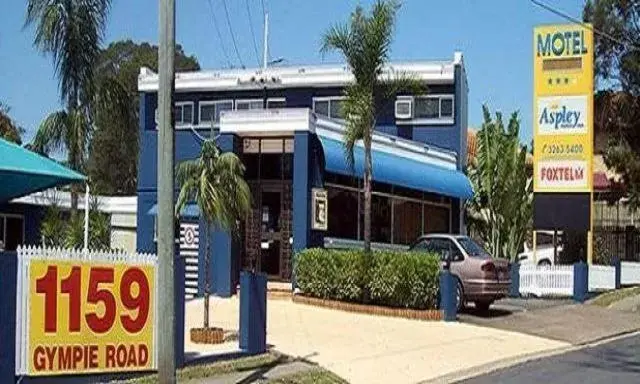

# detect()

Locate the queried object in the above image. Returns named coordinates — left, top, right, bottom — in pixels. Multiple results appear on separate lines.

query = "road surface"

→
left=460, top=333, right=640, bottom=384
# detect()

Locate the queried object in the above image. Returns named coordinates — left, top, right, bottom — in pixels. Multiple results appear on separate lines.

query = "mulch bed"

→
left=292, top=294, right=443, bottom=321
left=190, top=327, right=225, bottom=344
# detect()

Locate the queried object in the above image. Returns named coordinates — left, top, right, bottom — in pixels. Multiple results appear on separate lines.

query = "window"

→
left=392, top=199, right=422, bottom=245
left=406, top=95, right=455, bottom=120
left=313, top=97, right=345, bottom=119
left=457, top=237, right=490, bottom=259
left=266, top=98, right=286, bottom=109
left=418, top=238, right=462, bottom=262
left=414, top=97, right=440, bottom=119
left=200, top=100, right=233, bottom=125
left=236, top=99, right=264, bottom=110
left=362, top=194, right=391, bottom=243
left=0, top=214, right=24, bottom=251
left=327, top=187, right=359, bottom=240
left=440, top=96, right=454, bottom=118
left=424, top=204, right=450, bottom=234
left=174, top=102, right=194, bottom=126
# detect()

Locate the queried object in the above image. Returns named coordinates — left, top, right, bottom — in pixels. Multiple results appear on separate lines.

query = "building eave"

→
left=138, top=53, right=463, bottom=93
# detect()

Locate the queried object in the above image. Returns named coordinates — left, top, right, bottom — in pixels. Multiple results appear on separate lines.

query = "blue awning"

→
left=0, top=138, right=85, bottom=202
left=147, top=203, right=200, bottom=218
left=319, top=137, right=473, bottom=200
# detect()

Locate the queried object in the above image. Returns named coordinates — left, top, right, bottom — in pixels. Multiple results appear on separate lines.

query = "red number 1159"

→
left=35, top=266, right=150, bottom=334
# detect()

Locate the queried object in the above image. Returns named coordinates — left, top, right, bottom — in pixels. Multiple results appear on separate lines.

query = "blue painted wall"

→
left=0, top=203, right=46, bottom=247
left=136, top=63, right=469, bottom=287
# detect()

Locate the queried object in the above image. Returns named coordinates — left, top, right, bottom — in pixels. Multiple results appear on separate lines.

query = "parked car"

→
left=517, top=230, right=563, bottom=266
left=409, top=234, right=511, bottom=312
left=517, top=245, right=562, bottom=266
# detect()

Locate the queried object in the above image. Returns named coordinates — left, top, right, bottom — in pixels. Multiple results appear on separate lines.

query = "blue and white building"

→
left=136, top=52, right=473, bottom=297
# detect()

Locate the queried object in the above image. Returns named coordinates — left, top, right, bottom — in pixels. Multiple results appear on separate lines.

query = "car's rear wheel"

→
left=456, top=279, right=465, bottom=312
left=537, top=259, right=552, bottom=267
left=474, top=300, right=493, bottom=312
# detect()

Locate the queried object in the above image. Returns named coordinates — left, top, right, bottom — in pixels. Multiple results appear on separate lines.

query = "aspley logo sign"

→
left=537, top=95, right=587, bottom=135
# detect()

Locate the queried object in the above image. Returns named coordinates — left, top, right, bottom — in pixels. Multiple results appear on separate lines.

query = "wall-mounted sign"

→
left=15, top=247, right=157, bottom=376
left=311, top=188, right=328, bottom=231
left=533, top=24, right=593, bottom=194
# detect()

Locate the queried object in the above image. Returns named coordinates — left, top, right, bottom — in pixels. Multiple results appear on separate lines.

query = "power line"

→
left=221, top=0, right=246, bottom=68
left=245, top=0, right=261, bottom=67
left=205, top=0, right=234, bottom=68
left=530, top=0, right=640, bottom=52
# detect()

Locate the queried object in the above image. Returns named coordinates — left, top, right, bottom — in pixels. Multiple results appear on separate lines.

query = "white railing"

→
left=589, top=265, right=616, bottom=291
left=621, top=261, right=640, bottom=285
left=519, top=264, right=574, bottom=297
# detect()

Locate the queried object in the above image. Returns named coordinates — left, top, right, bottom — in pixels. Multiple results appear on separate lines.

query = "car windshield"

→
left=457, top=237, right=491, bottom=258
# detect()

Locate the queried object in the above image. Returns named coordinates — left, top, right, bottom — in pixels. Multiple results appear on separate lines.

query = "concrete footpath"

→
left=185, top=297, right=568, bottom=384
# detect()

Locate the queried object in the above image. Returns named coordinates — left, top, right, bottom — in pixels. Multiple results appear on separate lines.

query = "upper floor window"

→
left=313, top=97, right=345, bottom=120
left=395, top=95, right=455, bottom=124
left=414, top=95, right=454, bottom=119
left=200, top=100, right=233, bottom=125
left=174, top=102, right=194, bottom=126
left=266, top=98, right=286, bottom=109
left=236, top=99, right=264, bottom=110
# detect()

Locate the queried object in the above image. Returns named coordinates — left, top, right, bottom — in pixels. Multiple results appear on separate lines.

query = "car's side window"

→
left=445, top=239, right=464, bottom=262
left=411, top=239, right=429, bottom=252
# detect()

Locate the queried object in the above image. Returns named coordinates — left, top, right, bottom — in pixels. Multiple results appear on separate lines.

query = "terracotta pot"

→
left=190, top=327, right=225, bottom=344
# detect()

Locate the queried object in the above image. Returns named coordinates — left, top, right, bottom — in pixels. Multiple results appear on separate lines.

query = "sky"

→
left=0, top=0, right=586, bottom=144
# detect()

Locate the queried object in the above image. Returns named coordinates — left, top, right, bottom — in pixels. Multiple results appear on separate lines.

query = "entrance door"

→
left=260, top=190, right=282, bottom=276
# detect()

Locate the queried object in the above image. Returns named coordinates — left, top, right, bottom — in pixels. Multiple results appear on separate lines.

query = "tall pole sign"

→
left=533, top=24, right=594, bottom=262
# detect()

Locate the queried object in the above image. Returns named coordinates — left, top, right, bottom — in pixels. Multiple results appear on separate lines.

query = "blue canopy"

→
left=319, top=137, right=473, bottom=200
left=147, top=203, right=200, bottom=218
left=0, top=138, right=85, bottom=203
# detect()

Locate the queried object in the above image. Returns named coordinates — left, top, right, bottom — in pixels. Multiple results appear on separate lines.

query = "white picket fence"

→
left=588, top=265, right=616, bottom=291
left=621, top=261, right=640, bottom=285
left=518, top=262, right=640, bottom=297
left=519, top=264, right=574, bottom=297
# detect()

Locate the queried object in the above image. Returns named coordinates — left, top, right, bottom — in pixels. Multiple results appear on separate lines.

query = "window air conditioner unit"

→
left=395, top=98, right=413, bottom=119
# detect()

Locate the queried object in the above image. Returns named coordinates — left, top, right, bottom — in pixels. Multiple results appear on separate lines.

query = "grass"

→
left=123, top=352, right=286, bottom=383
left=590, top=286, right=640, bottom=307
left=266, top=368, right=349, bottom=384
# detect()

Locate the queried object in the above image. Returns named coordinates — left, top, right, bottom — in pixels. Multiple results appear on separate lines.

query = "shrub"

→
left=294, top=248, right=440, bottom=309
left=295, top=248, right=366, bottom=302
left=368, top=250, right=440, bottom=309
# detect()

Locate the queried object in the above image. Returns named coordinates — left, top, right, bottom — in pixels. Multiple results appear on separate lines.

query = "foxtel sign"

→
left=537, top=160, right=588, bottom=189
left=537, top=96, right=587, bottom=135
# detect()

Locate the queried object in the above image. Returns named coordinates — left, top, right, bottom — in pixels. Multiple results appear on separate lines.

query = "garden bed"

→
left=292, top=294, right=443, bottom=321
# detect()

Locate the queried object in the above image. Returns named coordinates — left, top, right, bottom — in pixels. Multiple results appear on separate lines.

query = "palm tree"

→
left=25, top=0, right=113, bottom=211
left=467, top=106, right=532, bottom=261
left=321, top=0, right=422, bottom=253
left=176, top=140, right=251, bottom=328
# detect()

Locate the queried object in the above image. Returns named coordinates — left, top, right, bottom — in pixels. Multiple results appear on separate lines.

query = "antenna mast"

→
left=262, top=11, right=269, bottom=70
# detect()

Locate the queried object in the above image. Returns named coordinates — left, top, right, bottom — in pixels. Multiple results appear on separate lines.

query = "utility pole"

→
left=158, top=0, right=176, bottom=381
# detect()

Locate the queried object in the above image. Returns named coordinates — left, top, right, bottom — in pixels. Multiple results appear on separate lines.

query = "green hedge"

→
left=294, top=248, right=440, bottom=309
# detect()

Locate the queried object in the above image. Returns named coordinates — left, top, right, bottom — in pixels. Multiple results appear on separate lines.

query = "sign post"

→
left=533, top=24, right=594, bottom=263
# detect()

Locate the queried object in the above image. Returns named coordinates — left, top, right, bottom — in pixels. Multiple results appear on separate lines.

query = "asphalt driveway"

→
left=459, top=299, right=640, bottom=345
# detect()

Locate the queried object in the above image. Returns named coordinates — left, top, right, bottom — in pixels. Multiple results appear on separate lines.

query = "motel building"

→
left=136, top=52, right=473, bottom=297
